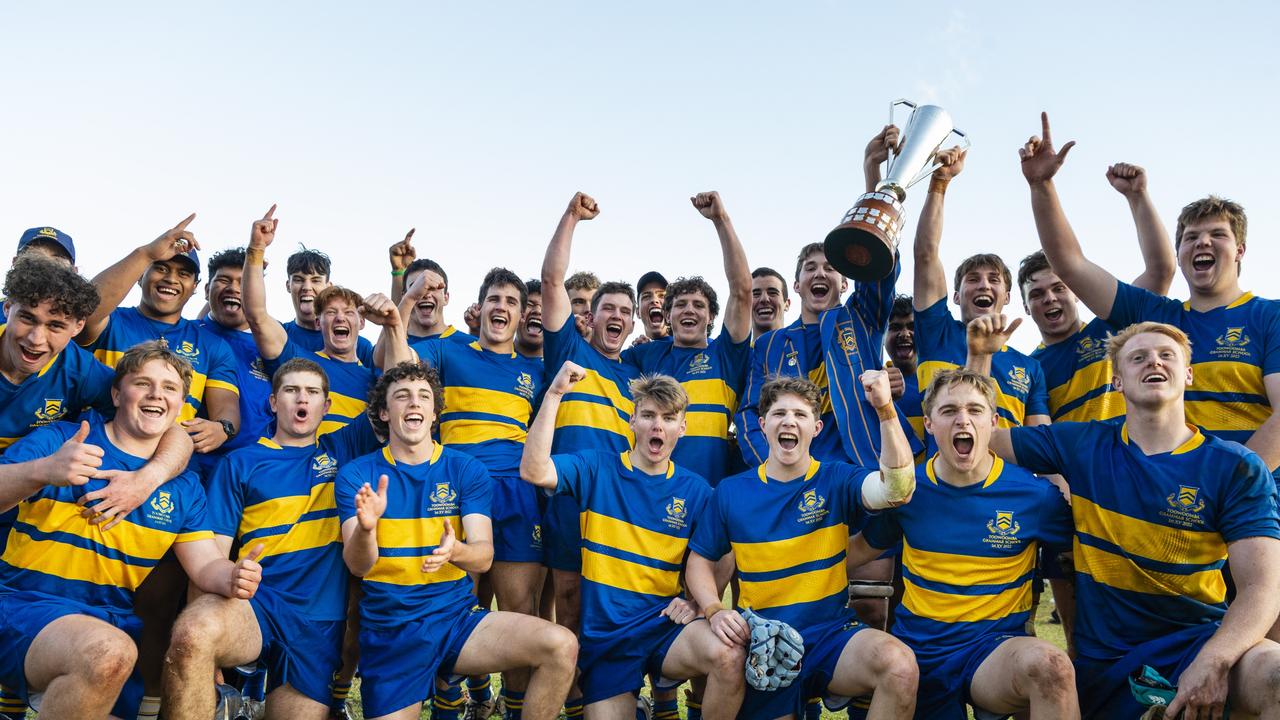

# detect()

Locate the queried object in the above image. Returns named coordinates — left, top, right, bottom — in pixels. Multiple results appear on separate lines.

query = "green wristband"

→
left=390, top=269, right=406, bottom=277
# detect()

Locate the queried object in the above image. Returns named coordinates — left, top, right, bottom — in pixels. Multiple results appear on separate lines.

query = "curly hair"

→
left=287, top=246, right=331, bottom=279
left=3, top=254, right=99, bottom=320
left=663, top=276, right=719, bottom=337
left=208, top=248, right=247, bottom=278
left=366, top=361, right=445, bottom=438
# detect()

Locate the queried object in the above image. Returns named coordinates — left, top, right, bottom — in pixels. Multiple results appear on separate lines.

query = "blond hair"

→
left=112, top=340, right=194, bottom=397
left=1176, top=195, right=1247, bottom=250
left=1105, top=321, right=1192, bottom=367
left=922, top=368, right=998, bottom=417
left=629, top=374, right=689, bottom=415
left=759, top=376, right=822, bottom=417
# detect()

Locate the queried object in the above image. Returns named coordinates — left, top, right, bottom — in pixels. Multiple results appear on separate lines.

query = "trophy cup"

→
left=824, top=100, right=969, bottom=281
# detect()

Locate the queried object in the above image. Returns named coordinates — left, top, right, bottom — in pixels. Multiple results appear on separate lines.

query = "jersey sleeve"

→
left=1036, top=482, right=1075, bottom=553
left=174, top=475, right=214, bottom=542
left=0, top=421, right=74, bottom=465
left=914, top=298, right=960, bottom=388
left=1025, top=359, right=1051, bottom=418
left=321, top=418, right=382, bottom=465
left=861, top=510, right=903, bottom=551
left=333, top=461, right=364, bottom=525
left=264, top=341, right=304, bottom=376
left=203, top=455, right=245, bottom=538
left=1106, top=280, right=1182, bottom=328
left=204, top=337, right=240, bottom=396
left=541, top=314, right=579, bottom=373
left=1217, top=451, right=1280, bottom=543
left=414, top=337, right=446, bottom=373
left=715, top=331, right=753, bottom=399
left=735, top=334, right=773, bottom=466
left=550, top=451, right=597, bottom=501
left=357, top=336, right=376, bottom=368
left=1259, top=302, right=1280, bottom=377
left=688, top=487, right=731, bottom=561
left=73, top=353, right=117, bottom=416
left=1008, top=424, right=1074, bottom=477
left=847, top=255, right=900, bottom=333
left=459, top=456, right=493, bottom=519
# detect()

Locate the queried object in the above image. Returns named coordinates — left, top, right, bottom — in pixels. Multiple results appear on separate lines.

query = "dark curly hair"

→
left=663, top=276, right=719, bottom=337
left=366, top=361, right=445, bottom=438
left=477, top=267, right=528, bottom=308
left=3, top=254, right=99, bottom=320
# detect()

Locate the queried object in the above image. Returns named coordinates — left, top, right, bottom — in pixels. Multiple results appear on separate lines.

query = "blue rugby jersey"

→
left=205, top=421, right=380, bottom=621
left=414, top=339, right=544, bottom=476
left=1031, top=318, right=1125, bottom=424
left=915, top=299, right=1050, bottom=428
left=0, top=324, right=113, bottom=452
left=84, top=306, right=239, bottom=423
left=197, top=318, right=273, bottom=454
left=1010, top=421, right=1280, bottom=660
left=0, top=418, right=212, bottom=612
left=407, top=325, right=476, bottom=348
left=334, top=444, right=493, bottom=630
left=552, top=450, right=712, bottom=645
left=543, top=319, right=640, bottom=455
left=896, top=368, right=925, bottom=463
left=690, top=459, right=870, bottom=633
left=862, top=454, right=1072, bottom=662
left=1107, top=283, right=1280, bottom=448
left=267, top=342, right=375, bottom=437
left=622, top=333, right=750, bottom=484
left=283, top=320, right=375, bottom=368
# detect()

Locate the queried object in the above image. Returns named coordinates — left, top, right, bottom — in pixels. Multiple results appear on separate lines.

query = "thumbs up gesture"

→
left=42, top=421, right=105, bottom=487
left=231, top=543, right=265, bottom=599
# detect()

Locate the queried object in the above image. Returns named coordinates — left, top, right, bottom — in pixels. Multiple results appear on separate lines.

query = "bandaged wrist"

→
left=875, top=404, right=896, bottom=422
left=246, top=247, right=265, bottom=265
left=929, top=175, right=951, bottom=195
left=862, top=465, right=916, bottom=509
left=703, top=602, right=725, bottom=620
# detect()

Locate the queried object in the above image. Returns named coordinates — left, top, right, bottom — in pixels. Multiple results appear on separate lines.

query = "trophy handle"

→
left=906, top=127, right=971, bottom=188
left=885, top=99, right=917, bottom=171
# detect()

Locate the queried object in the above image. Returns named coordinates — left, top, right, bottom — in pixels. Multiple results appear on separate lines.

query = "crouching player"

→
left=849, top=368, right=1078, bottom=719
left=335, top=362, right=577, bottom=720
left=0, top=342, right=263, bottom=719
left=162, top=358, right=382, bottom=719
left=984, top=321, right=1280, bottom=719
left=520, top=363, right=745, bottom=719
left=688, top=374, right=919, bottom=719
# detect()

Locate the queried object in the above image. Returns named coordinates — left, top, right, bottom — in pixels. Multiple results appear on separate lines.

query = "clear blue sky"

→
left=4, top=2, right=1277, bottom=350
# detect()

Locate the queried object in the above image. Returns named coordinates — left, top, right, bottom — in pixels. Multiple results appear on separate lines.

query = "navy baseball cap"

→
left=173, top=247, right=201, bottom=276
left=637, top=270, right=668, bottom=292
left=17, top=227, right=75, bottom=264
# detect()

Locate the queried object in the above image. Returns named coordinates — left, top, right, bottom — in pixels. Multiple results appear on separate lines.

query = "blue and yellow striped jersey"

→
left=0, top=417, right=212, bottom=612
left=205, top=421, right=380, bottom=621
left=1011, top=421, right=1280, bottom=660
left=1108, top=283, right=1280, bottom=449
left=283, top=320, right=375, bottom=367
left=415, top=340, right=544, bottom=477
left=84, top=307, right=240, bottom=423
left=267, top=342, right=375, bottom=438
left=1031, top=318, right=1124, bottom=423
left=690, top=459, right=869, bottom=634
left=916, top=299, right=1050, bottom=428
left=622, top=333, right=751, bottom=484
left=862, top=454, right=1072, bottom=662
left=896, top=369, right=925, bottom=464
left=407, top=325, right=476, bottom=348
left=197, top=318, right=273, bottom=455
left=0, top=325, right=113, bottom=452
left=552, top=450, right=712, bottom=645
left=334, top=444, right=492, bottom=630
left=544, top=319, right=640, bottom=454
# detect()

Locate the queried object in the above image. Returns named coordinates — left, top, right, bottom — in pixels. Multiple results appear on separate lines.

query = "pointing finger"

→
left=175, top=213, right=197, bottom=231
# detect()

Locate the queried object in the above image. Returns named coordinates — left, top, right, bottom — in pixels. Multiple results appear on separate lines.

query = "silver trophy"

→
left=825, top=100, right=969, bottom=280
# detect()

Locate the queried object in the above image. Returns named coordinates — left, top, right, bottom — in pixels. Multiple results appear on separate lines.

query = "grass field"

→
left=344, top=594, right=1067, bottom=719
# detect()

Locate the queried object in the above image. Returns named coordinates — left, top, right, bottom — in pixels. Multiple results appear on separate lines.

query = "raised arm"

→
left=243, top=205, right=289, bottom=361
left=691, top=192, right=752, bottom=343
left=520, top=362, right=585, bottom=490
left=1107, top=163, right=1175, bottom=294
left=1021, top=113, right=1121, bottom=320
left=363, top=292, right=415, bottom=370
left=78, top=214, right=199, bottom=345
left=388, top=228, right=416, bottom=303
left=863, top=124, right=900, bottom=193
left=912, top=147, right=966, bottom=311
left=341, top=474, right=388, bottom=577
left=540, top=192, right=599, bottom=332
left=859, top=370, right=915, bottom=509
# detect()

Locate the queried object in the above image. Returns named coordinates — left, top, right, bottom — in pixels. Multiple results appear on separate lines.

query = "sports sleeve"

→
left=716, top=331, right=753, bottom=402
left=322, top=418, right=382, bottom=465
left=550, top=451, right=596, bottom=501
left=73, top=352, right=117, bottom=416
left=204, top=337, right=240, bottom=396
left=174, top=475, right=214, bottom=542
left=848, top=254, right=901, bottom=333
left=1217, top=451, right=1280, bottom=543
left=263, top=340, right=304, bottom=377
left=203, top=455, right=245, bottom=538
left=541, top=316, right=578, bottom=374
left=1106, top=280, right=1182, bottom=328
left=913, top=298, right=960, bottom=390
left=334, top=462, right=363, bottom=525
left=460, top=456, right=494, bottom=519
left=861, top=510, right=903, bottom=551
left=1025, top=359, right=1051, bottom=418
left=357, top=336, right=376, bottom=368
left=1037, top=482, right=1075, bottom=553
left=414, top=337, right=445, bottom=374
left=0, top=421, right=73, bottom=466
left=688, top=486, right=731, bottom=561
left=735, top=333, right=773, bottom=466
left=1007, top=423, right=1074, bottom=477
left=1260, top=303, right=1280, bottom=377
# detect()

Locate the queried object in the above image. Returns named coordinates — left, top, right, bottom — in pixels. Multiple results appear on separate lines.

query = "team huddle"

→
left=1, top=111, right=1278, bottom=720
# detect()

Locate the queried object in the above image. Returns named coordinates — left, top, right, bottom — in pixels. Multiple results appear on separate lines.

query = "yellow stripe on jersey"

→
left=241, top=481, right=335, bottom=534
left=580, top=510, right=687, bottom=566
left=807, top=364, right=833, bottom=415
left=901, top=575, right=1034, bottom=624
left=581, top=547, right=681, bottom=597
left=1056, top=393, right=1125, bottom=423
left=443, top=386, right=533, bottom=425
left=1047, top=358, right=1111, bottom=411
left=1071, top=495, right=1226, bottom=567
left=739, top=563, right=848, bottom=610
left=245, top=516, right=340, bottom=561
left=327, top=392, right=367, bottom=421
left=1073, top=538, right=1226, bottom=604
left=732, top=523, right=846, bottom=575
left=555, top=399, right=634, bottom=441
left=375, top=516, right=461, bottom=549
left=440, top=419, right=526, bottom=446
left=684, top=378, right=740, bottom=415
left=921, top=359, right=1026, bottom=427
left=205, top=379, right=240, bottom=395
left=684, top=411, right=729, bottom=439
left=0, top=437, right=17, bottom=451
left=901, top=537, right=1036, bottom=587
left=365, top=555, right=467, bottom=586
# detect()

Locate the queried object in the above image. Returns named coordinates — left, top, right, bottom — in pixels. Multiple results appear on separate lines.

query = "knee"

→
left=165, top=608, right=220, bottom=665
left=539, top=623, right=578, bottom=669
left=82, top=633, right=137, bottom=688
left=871, top=636, right=918, bottom=696
left=1019, top=644, right=1074, bottom=697
left=710, top=640, right=747, bottom=679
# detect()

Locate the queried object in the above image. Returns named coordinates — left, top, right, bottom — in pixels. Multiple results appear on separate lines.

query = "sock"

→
left=0, top=685, right=25, bottom=720
left=432, top=681, right=467, bottom=720
left=468, top=674, right=493, bottom=703
left=651, top=696, right=679, bottom=720
left=804, top=696, right=823, bottom=720
left=564, top=697, right=584, bottom=718
left=846, top=694, right=872, bottom=720
left=330, top=675, right=352, bottom=710
left=136, top=695, right=162, bottom=720
left=685, top=698, right=703, bottom=720
left=502, top=689, right=524, bottom=720
left=238, top=665, right=268, bottom=702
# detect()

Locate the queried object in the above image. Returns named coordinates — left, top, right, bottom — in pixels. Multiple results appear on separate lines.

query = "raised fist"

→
left=690, top=191, right=727, bottom=222
left=1106, top=162, right=1147, bottom=197
left=566, top=192, right=600, bottom=221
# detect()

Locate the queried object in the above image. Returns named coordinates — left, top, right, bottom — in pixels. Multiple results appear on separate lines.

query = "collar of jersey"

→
left=756, top=458, right=821, bottom=484
left=925, top=451, right=1003, bottom=488
left=0, top=324, right=61, bottom=378
left=619, top=451, right=675, bottom=479
left=1182, top=291, right=1253, bottom=312
left=315, top=350, right=363, bottom=366
left=381, top=443, right=444, bottom=466
left=468, top=340, right=516, bottom=359
left=1119, top=422, right=1204, bottom=455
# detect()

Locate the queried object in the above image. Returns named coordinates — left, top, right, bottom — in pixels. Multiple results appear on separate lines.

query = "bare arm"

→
left=692, top=192, right=752, bottom=343
left=520, top=362, right=584, bottom=490
left=341, top=475, right=388, bottom=577
left=0, top=422, right=106, bottom=511
left=388, top=229, right=416, bottom=304
left=687, top=550, right=749, bottom=646
left=175, top=539, right=263, bottom=599
left=1107, top=163, right=1175, bottom=294
left=243, top=205, right=288, bottom=361
left=860, top=370, right=915, bottom=509
left=912, top=148, right=966, bottom=311
left=1245, top=374, right=1280, bottom=473
left=848, top=532, right=888, bottom=568
left=540, top=193, right=599, bottom=332
left=989, top=428, right=1015, bottom=462
left=78, top=214, right=199, bottom=345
